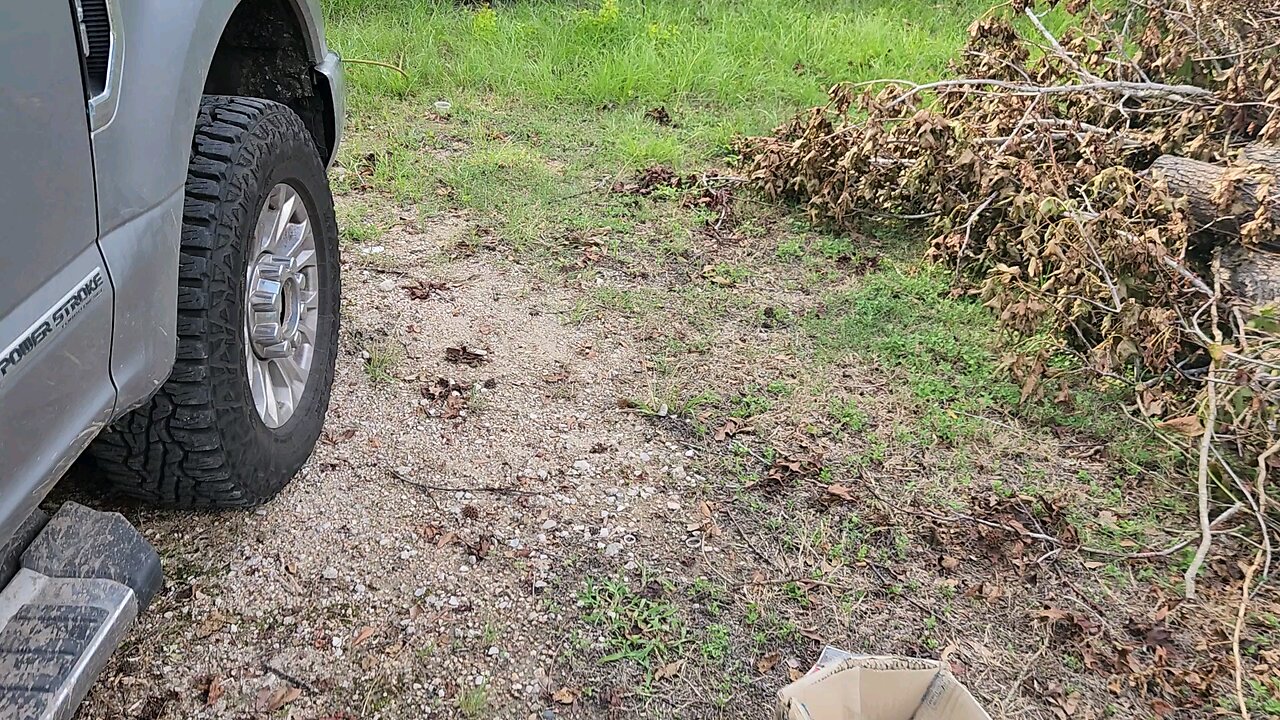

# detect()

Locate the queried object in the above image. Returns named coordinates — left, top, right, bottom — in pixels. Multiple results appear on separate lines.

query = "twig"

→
left=875, top=77, right=1216, bottom=110
left=736, top=576, right=855, bottom=592
left=727, top=514, right=783, bottom=571
left=1003, top=633, right=1051, bottom=711
left=857, top=474, right=1063, bottom=546
left=1255, top=439, right=1280, bottom=585
left=342, top=58, right=410, bottom=80
left=852, top=208, right=941, bottom=221
left=1233, top=550, right=1262, bottom=720
left=263, top=663, right=316, bottom=693
left=1185, top=272, right=1224, bottom=599
left=1080, top=503, right=1244, bottom=558
left=1161, top=255, right=1214, bottom=296
left=355, top=264, right=410, bottom=276
left=1023, top=7, right=1102, bottom=83
left=389, top=468, right=547, bottom=496
left=866, top=562, right=959, bottom=628
left=1211, top=444, right=1274, bottom=595
left=957, top=193, right=997, bottom=263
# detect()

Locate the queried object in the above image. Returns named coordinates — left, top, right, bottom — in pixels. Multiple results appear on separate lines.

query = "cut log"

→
left=1218, top=244, right=1280, bottom=306
left=1240, top=142, right=1280, bottom=171
left=1149, top=154, right=1279, bottom=236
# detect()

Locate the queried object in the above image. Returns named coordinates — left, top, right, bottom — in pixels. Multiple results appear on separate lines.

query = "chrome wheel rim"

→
left=244, top=183, right=319, bottom=428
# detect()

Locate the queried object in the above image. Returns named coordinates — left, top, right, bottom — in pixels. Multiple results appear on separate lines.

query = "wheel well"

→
left=204, top=0, right=332, bottom=159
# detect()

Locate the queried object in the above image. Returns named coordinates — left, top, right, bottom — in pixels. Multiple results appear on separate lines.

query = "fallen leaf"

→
left=204, top=676, right=225, bottom=706
left=1035, top=607, right=1071, bottom=622
left=826, top=483, right=856, bottom=502
left=654, top=659, right=685, bottom=680
left=1155, top=415, right=1203, bottom=436
left=353, top=626, right=376, bottom=647
left=444, top=345, right=489, bottom=366
left=940, top=555, right=960, bottom=571
left=196, top=612, right=226, bottom=639
left=788, top=667, right=804, bottom=681
left=256, top=685, right=302, bottom=712
left=756, top=652, right=781, bottom=674
left=272, top=687, right=302, bottom=711
left=713, top=417, right=753, bottom=441
left=551, top=687, right=578, bottom=704
left=645, top=106, right=673, bottom=125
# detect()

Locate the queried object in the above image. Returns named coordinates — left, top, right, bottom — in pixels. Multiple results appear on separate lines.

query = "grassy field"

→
left=324, top=0, right=997, bottom=244
left=305, top=1, right=1259, bottom=717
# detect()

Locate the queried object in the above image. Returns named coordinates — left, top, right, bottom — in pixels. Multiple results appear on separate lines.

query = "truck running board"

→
left=0, top=503, right=162, bottom=720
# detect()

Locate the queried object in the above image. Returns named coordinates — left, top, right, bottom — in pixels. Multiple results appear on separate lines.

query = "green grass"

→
left=577, top=577, right=689, bottom=670
left=324, top=0, right=993, bottom=243
left=457, top=685, right=489, bottom=718
left=328, top=0, right=987, bottom=132
left=362, top=341, right=401, bottom=384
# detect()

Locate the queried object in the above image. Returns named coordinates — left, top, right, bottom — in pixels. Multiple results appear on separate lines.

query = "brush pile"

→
left=740, top=0, right=1280, bottom=596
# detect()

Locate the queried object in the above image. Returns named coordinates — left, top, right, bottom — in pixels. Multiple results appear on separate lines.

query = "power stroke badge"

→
left=0, top=268, right=106, bottom=381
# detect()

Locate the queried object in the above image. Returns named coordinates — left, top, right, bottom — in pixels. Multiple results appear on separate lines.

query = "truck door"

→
left=0, top=3, right=117, bottom=544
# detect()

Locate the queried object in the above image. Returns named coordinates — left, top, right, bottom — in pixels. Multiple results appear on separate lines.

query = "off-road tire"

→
left=89, top=96, right=340, bottom=508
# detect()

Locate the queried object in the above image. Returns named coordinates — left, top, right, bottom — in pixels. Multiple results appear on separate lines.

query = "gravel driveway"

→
left=81, top=210, right=711, bottom=719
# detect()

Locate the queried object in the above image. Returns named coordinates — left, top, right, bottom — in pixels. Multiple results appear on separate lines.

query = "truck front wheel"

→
left=90, top=96, right=341, bottom=508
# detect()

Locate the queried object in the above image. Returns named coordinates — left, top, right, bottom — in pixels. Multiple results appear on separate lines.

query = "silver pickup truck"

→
left=0, top=0, right=344, bottom=716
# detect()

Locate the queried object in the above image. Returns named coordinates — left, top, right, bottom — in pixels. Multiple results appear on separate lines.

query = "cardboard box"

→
left=775, top=655, right=992, bottom=720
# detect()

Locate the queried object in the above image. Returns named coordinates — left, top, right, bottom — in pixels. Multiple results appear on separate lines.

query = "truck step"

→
left=0, top=503, right=162, bottom=720
left=0, top=570, right=136, bottom=720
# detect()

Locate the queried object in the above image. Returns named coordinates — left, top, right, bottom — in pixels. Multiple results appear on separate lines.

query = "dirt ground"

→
left=69, top=191, right=1270, bottom=720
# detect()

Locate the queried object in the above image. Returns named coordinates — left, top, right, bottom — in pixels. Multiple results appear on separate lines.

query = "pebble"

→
left=541, top=519, right=558, bottom=530
left=322, top=567, right=339, bottom=580
left=604, top=543, right=623, bottom=557
left=378, top=279, right=397, bottom=292
left=572, top=459, right=591, bottom=472
left=488, top=646, right=500, bottom=657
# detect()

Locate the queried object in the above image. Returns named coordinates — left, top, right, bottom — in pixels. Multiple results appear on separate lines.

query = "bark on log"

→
left=1150, top=153, right=1280, bottom=306
left=1149, top=154, right=1279, bottom=236
left=1240, top=142, right=1280, bottom=171
left=1218, top=244, right=1280, bottom=306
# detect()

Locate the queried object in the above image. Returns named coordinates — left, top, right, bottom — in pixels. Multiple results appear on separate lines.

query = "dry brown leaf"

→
left=353, top=626, right=376, bottom=647
left=444, top=345, right=489, bottom=366
left=204, top=675, right=225, bottom=706
left=825, top=483, right=856, bottom=502
left=1035, top=607, right=1071, bottom=622
left=256, top=685, right=302, bottom=712
left=1155, top=415, right=1204, bottom=436
left=273, top=686, right=302, bottom=711
left=196, top=612, right=226, bottom=639
left=551, top=687, right=578, bottom=704
left=756, top=652, right=781, bottom=674
left=654, top=659, right=685, bottom=680
left=939, top=555, right=960, bottom=571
